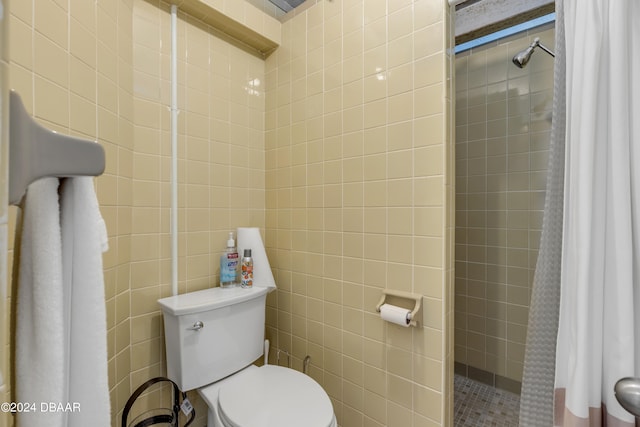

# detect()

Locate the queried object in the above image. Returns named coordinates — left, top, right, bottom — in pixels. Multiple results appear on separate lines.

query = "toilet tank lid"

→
left=158, top=286, right=269, bottom=316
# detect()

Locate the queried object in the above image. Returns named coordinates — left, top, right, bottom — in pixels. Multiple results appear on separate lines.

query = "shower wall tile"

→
left=455, top=25, right=555, bottom=384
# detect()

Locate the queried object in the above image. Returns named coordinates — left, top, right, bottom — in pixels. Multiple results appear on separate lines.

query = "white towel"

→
left=15, top=178, right=65, bottom=427
left=60, top=177, right=110, bottom=427
left=15, top=177, right=110, bottom=427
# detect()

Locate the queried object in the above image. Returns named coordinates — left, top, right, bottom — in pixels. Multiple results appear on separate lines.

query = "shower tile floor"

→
left=454, top=375, right=521, bottom=426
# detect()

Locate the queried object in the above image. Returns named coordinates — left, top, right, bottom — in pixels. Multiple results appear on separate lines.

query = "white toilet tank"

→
left=158, top=286, right=270, bottom=391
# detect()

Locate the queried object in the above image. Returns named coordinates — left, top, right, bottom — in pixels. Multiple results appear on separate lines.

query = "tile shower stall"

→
left=454, top=23, right=555, bottom=423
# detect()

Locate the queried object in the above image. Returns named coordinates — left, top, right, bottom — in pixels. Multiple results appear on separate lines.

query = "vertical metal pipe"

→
left=170, top=5, right=178, bottom=296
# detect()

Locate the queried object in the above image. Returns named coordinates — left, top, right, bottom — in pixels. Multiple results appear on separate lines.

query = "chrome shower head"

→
left=513, top=44, right=536, bottom=68
left=512, top=37, right=555, bottom=68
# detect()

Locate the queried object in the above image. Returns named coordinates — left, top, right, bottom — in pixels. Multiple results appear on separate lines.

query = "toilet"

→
left=158, top=286, right=336, bottom=427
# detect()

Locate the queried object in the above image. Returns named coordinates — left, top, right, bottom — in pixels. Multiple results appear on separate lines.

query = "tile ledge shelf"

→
left=170, top=0, right=281, bottom=57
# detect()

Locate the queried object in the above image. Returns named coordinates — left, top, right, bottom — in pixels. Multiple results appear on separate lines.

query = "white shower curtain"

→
left=554, top=0, right=640, bottom=425
left=519, top=1, right=566, bottom=424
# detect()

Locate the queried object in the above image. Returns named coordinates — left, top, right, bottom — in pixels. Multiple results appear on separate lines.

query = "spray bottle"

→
left=241, top=249, right=253, bottom=288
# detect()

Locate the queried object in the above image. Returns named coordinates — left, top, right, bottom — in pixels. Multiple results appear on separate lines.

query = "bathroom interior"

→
left=0, top=0, right=587, bottom=425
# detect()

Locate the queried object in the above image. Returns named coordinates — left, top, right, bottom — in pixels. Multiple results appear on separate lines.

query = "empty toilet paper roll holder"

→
left=375, top=290, right=423, bottom=327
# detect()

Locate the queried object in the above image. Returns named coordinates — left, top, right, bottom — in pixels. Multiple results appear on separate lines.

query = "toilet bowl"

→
left=199, top=364, right=336, bottom=427
left=158, top=286, right=336, bottom=427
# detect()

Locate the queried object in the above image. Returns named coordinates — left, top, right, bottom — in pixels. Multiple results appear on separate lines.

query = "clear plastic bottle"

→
left=220, top=232, right=239, bottom=287
left=241, top=249, right=253, bottom=288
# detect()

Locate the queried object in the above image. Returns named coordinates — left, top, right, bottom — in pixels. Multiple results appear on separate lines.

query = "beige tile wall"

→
left=454, top=24, right=555, bottom=383
left=128, top=1, right=267, bottom=423
left=6, top=0, right=135, bottom=425
left=0, top=0, right=8, bottom=426
left=264, top=0, right=454, bottom=425
left=2, top=0, right=455, bottom=425
left=4, top=0, right=266, bottom=425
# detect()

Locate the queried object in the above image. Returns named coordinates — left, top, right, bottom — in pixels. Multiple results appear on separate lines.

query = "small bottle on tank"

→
left=240, top=249, right=253, bottom=288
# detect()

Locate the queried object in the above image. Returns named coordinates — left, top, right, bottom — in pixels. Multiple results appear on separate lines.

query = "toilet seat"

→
left=214, top=365, right=335, bottom=427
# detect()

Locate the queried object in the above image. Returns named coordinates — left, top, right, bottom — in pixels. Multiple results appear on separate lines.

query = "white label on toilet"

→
left=181, top=398, right=193, bottom=416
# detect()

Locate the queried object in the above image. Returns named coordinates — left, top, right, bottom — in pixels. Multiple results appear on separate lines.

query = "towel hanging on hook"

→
left=8, top=91, right=105, bottom=205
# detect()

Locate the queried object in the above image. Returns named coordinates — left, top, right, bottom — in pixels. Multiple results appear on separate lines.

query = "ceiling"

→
left=268, top=0, right=306, bottom=13
left=455, top=0, right=554, bottom=43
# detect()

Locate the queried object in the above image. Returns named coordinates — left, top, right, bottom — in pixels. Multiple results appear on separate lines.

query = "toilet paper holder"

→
left=375, top=290, right=423, bottom=327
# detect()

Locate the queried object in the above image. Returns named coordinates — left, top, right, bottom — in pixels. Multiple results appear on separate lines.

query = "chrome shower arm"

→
left=534, top=38, right=556, bottom=58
